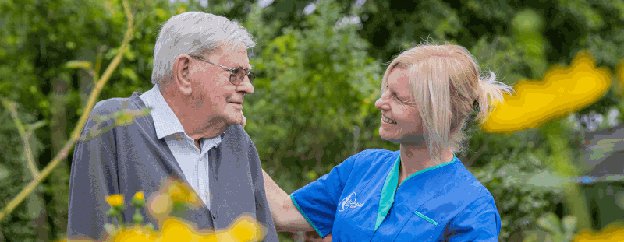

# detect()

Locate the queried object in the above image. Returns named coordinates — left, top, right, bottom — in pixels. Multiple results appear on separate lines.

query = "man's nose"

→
left=236, top=81, right=254, bottom=94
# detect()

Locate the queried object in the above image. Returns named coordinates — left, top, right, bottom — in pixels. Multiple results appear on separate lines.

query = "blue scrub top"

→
left=291, top=149, right=501, bottom=241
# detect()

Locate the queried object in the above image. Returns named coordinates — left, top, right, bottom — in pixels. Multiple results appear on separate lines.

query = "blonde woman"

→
left=263, top=44, right=510, bottom=241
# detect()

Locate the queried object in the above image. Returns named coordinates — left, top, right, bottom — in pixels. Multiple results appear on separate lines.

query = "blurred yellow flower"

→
left=227, top=216, right=265, bottom=242
left=100, top=180, right=265, bottom=242
left=147, top=193, right=172, bottom=221
left=208, top=216, right=265, bottom=242
left=573, top=223, right=624, bottom=242
left=133, top=191, right=144, bottom=201
left=482, top=51, right=612, bottom=133
left=106, top=194, right=124, bottom=207
left=146, top=179, right=201, bottom=222
left=158, top=216, right=264, bottom=242
left=110, top=226, right=157, bottom=242
left=165, top=180, right=201, bottom=207
left=132, top=191, right=146, bottom=209
left=159, top=217, right=201, bottom=242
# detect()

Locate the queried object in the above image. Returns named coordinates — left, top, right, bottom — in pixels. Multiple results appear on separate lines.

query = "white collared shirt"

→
left=140, top=85, right=221, bottom=209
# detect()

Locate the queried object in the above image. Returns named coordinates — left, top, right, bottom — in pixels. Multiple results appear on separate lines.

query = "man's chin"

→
left=225, top=114, right=245, bottom=126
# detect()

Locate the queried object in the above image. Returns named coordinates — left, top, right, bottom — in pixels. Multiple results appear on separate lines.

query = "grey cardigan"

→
left=67, top=92, right=278, bottom=241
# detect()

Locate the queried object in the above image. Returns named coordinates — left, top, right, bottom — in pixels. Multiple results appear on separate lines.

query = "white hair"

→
left=151, top=12, right=255, bottom=85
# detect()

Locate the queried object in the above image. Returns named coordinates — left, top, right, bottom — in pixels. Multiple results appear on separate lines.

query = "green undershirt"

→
left=374, top=155, right=456, bottom=230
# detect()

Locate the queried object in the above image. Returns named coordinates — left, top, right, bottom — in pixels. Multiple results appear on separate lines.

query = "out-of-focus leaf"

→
left=616, top=192, right=624, bottom=210
left=0, top=164, right=9, bottom=181
left=538, top=213, right=562, bottom=234
left=562, top=216, right=577, bottom=241
left=527, top=170, right=568, bottom=189
left=64, top=60, right=93, bottom=70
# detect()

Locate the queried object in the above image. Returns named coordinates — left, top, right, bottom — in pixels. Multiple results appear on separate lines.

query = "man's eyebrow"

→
left=396, top=94, right=415, bottom=101
left=236, top=65, right=252, bottom=71
left=228, top=62, right=251, bottom=70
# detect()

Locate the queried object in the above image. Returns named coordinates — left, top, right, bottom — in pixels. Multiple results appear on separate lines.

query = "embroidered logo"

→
left=339, top=192, right=364, bottom=212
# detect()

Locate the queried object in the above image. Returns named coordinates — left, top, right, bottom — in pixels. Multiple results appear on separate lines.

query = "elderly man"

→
left=67, top=12, right=278, bottom=241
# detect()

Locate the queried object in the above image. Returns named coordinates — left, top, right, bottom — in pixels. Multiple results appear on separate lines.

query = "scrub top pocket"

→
left=392, top=209, right=443, bottom=241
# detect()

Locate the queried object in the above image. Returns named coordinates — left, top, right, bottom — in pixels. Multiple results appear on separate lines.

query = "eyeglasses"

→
left=189, top=54, right=255, bottom=85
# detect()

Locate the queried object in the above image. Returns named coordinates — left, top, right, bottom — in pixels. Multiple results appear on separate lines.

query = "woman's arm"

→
left=262, top=152, right=360, bottom=236
left=262, top=169, right=314, bottom=232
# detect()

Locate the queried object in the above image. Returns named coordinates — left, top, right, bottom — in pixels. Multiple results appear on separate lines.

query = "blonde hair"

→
left=382, top=44, right=511, bottom=161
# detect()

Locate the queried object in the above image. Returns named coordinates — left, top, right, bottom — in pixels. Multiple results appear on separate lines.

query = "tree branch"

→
left=0, top=0, right=134, bottom=221
left=1, top=99, right=40, bottom=177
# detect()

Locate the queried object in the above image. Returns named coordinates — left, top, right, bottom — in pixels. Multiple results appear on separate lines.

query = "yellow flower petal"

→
left=106, top=194, right=124, bottom=207
left=573, top=223, right=624, bottom=242
left=147, top=193, right=172, bottom=220
left=197, top=234, right=218, bottom=242
left=133, top=191, right=144, bottom=201
left=166, top=180, right=201, bottom=207
left=109, top=226, right=158, bottom=242
left=482, top=51, right=612, bottom=133
left=197, top=216, right=265, bottom=242
left=160, top=218, right=200, bottom=242
left=228, top=216, right=265, bottom=242
left=214, top=232, right=238, bottom=242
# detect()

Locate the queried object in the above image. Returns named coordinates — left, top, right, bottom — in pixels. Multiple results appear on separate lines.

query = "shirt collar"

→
left=374, top=153, right=458, bottom=230
left=140, top=85, right=186, bottom=139
left=140, top=85, right=224, bottom=150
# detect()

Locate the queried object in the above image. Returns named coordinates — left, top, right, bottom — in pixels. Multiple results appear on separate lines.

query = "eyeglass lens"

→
left=230, top=68, right=254, bottom=85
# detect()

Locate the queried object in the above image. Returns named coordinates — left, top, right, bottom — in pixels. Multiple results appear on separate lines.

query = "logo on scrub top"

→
left=339, top=192, right=364, bottom=212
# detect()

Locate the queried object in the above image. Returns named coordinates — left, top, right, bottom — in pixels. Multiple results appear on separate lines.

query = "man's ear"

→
left=172, top=54, right=193, bottom=95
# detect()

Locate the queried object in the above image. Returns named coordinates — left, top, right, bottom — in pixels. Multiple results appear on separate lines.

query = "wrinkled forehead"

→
left=216, top=41, right=248, bottom=54
left=209, top=43, right=251, bottom=67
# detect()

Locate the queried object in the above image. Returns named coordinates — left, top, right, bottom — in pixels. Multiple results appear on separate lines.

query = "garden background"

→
left=1, top=0, right=624, bottom=241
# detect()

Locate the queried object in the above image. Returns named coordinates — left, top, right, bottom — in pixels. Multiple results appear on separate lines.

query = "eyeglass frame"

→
left=188, top=54, right=255, bottom=85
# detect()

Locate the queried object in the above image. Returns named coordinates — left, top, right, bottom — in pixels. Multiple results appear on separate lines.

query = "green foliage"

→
left=0, top=106, right=44, bottom=241
left=1, top=0, right=624, bottom=240
left=245, top=0, right=385, bottom=191
left=523, top=213, right=577, bottom=242
left=473, top=149, right=563, bottom=240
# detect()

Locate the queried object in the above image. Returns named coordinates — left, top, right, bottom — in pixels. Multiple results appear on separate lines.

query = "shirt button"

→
left=212, top=214, right=217, bottom=220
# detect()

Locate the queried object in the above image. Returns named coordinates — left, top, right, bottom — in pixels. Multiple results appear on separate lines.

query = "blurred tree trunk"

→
left=48, top=76, right=70, bottom=238
left=28, top=156, right=49, bottom=242
left=23, top=127, right=49, bottom=241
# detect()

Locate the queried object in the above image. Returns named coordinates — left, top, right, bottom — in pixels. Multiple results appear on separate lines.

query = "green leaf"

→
left=28, top=121, right=46, bottom=132
left=616, top=191, right=624, bottom=210
left=0, top=163, right=9, bottom=181
left=104, top=223, right=117, bottom=235
left=64, top=60, right=93, bottom=70
left=526, top=170, right=568, bottom=189
left=537, top=213, right=562, bottom=237
left=561, top=216, right=577, bottom=240
left=114, top=112, right=136, bottom=126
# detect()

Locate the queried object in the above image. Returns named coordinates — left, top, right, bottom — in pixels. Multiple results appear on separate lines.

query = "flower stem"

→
left=543, top=121, right=590, bottom=230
